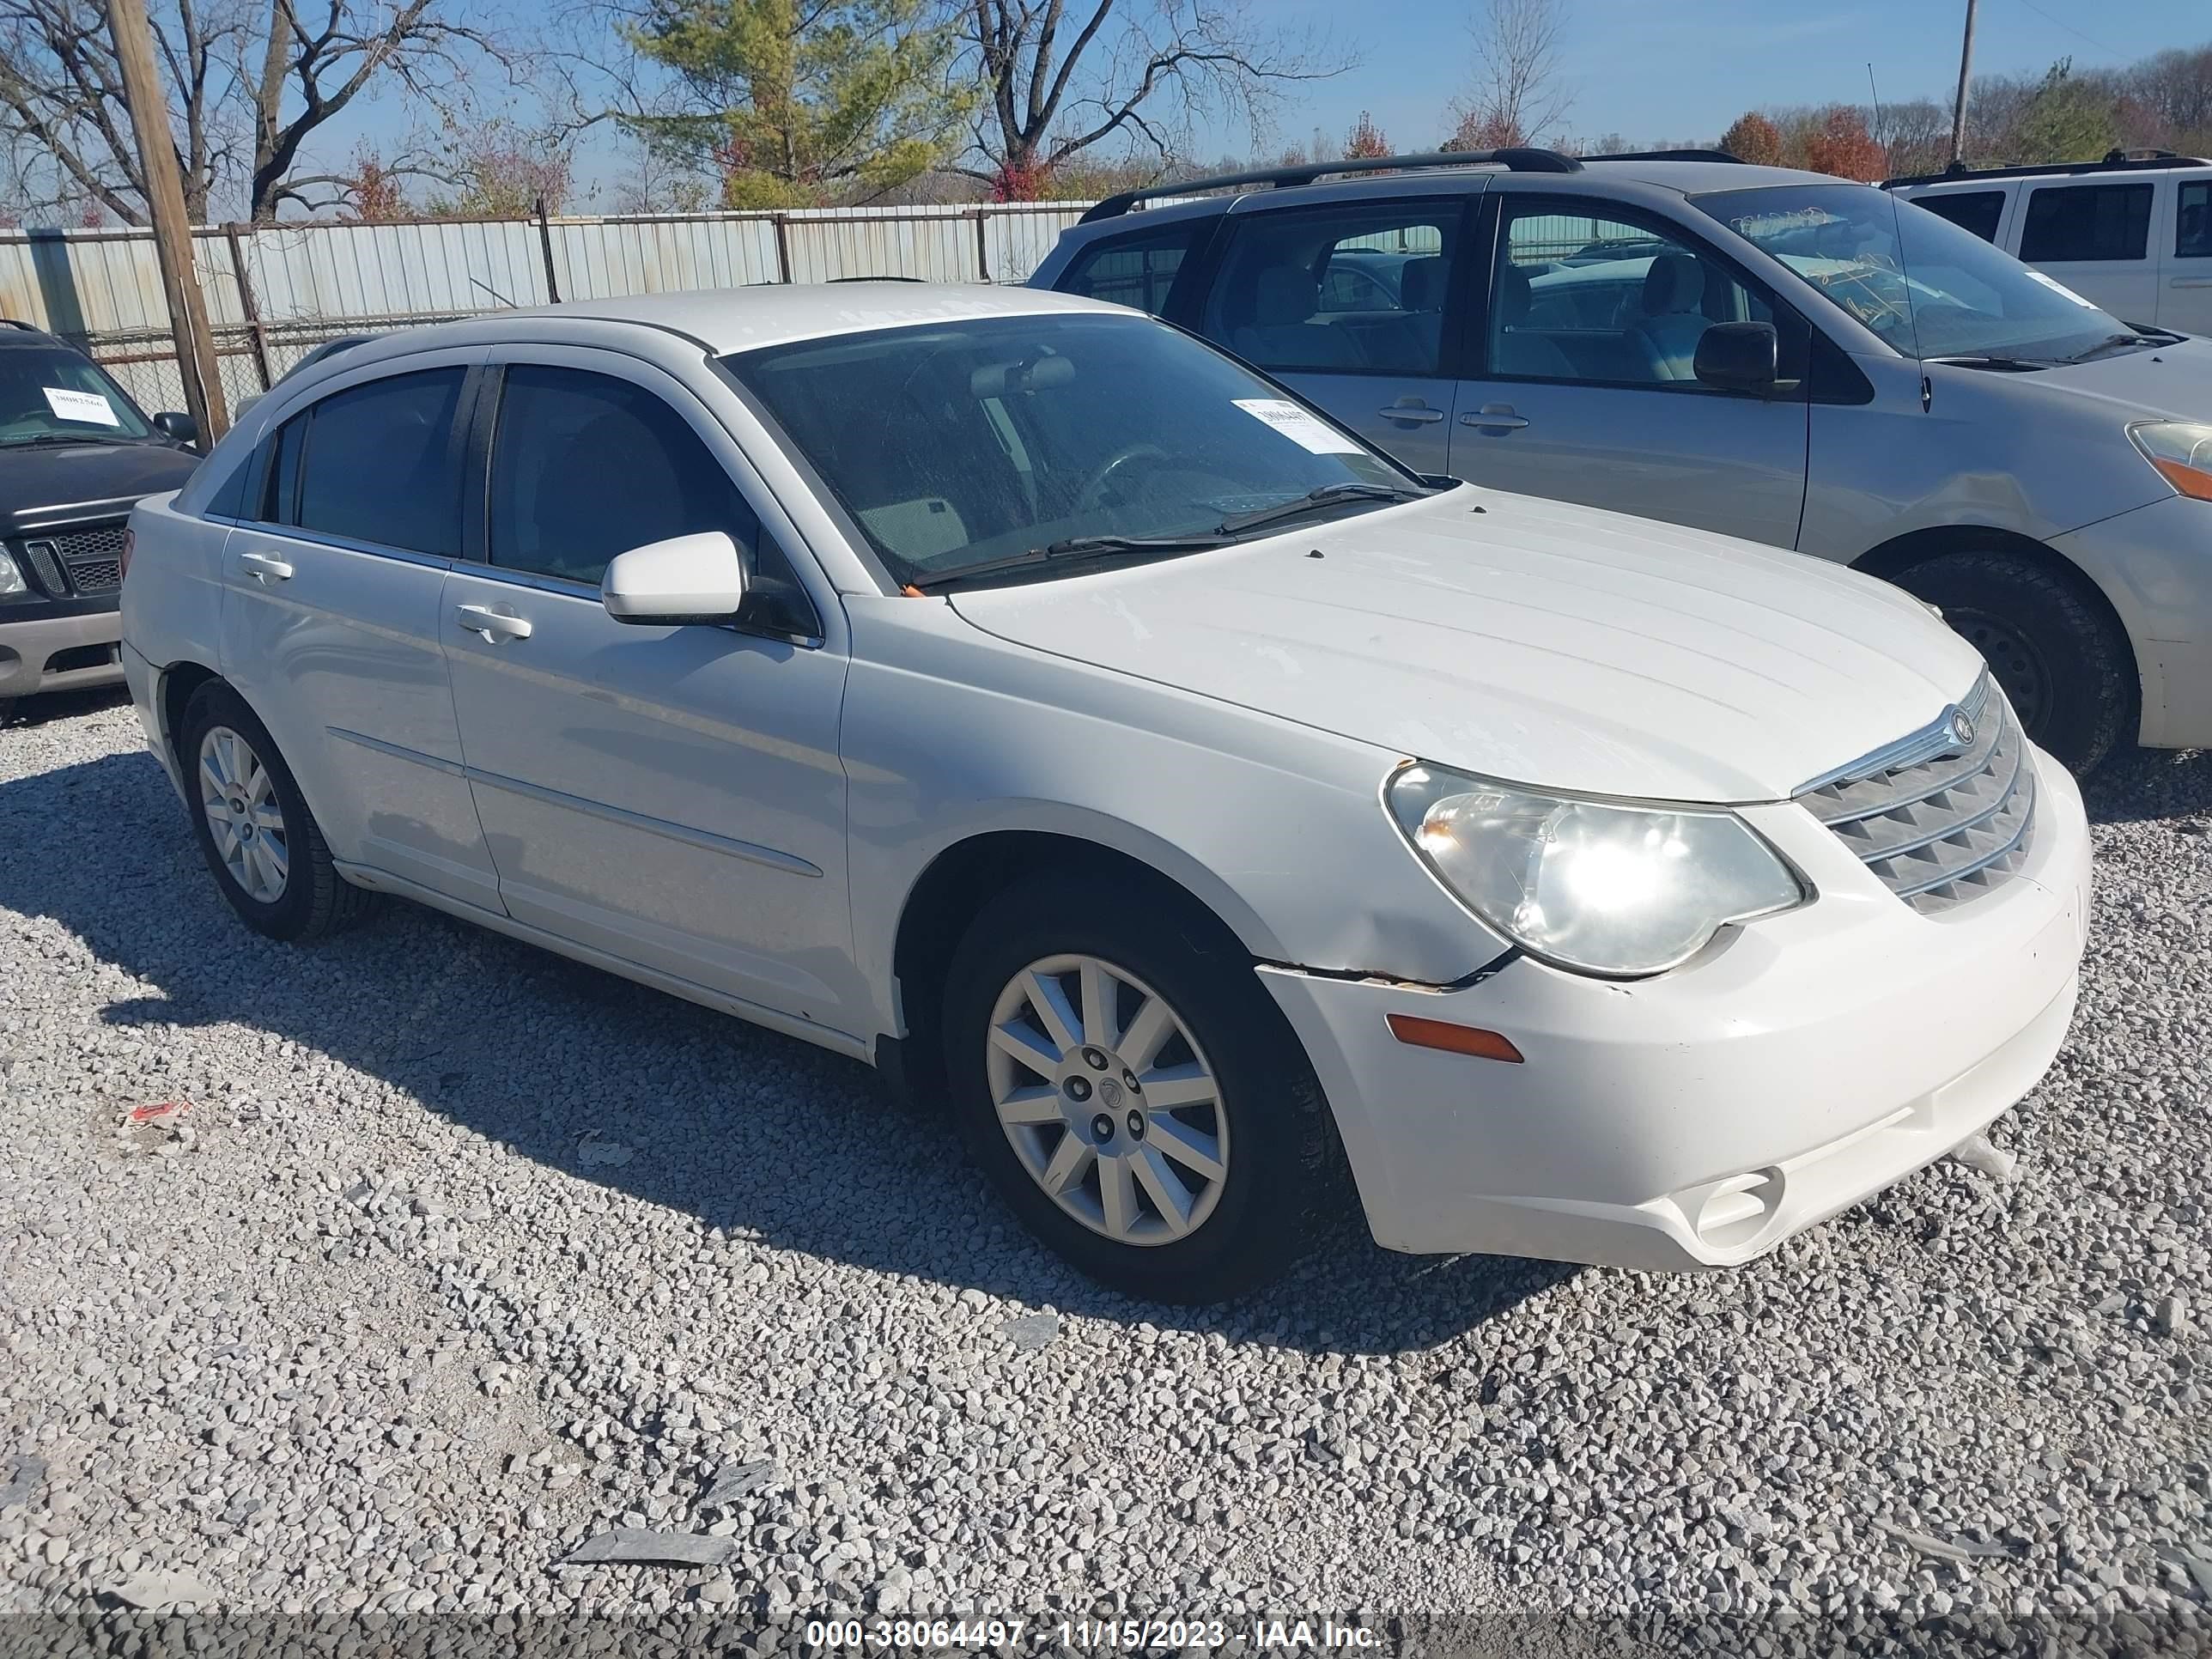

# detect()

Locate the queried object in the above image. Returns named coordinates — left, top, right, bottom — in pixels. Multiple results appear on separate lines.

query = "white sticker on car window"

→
left=43, top=386, right=121, bottom=426
left=1232, top=398, right=1363, bottom=454
left=2023, top=269, right=2097, bottom=307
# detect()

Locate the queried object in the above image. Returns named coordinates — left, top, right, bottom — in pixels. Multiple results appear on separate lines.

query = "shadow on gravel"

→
left=0, top=684, right=131, bottom=729
left=2081, top=744, right=2212, bottom=826
left=1, top=746, right=1572, bottom=1356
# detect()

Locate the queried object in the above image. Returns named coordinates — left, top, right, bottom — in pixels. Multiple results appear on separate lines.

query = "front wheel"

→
left=939, top=872, right=1340, bottom=1304
left=1894, top=550, right=2132, bottom=773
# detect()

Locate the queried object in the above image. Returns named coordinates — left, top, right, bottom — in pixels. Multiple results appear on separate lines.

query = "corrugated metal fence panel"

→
left=980, top=205, right=1088, bottom=283
left=550, top=216, right=781, bottom=299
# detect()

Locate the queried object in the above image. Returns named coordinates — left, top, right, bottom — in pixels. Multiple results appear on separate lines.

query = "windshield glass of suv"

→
left=725, top=313, right=1412, bottom=586
left=1694, top=181, right=2132, bottom=364
left=0, top=345, right=156, bottom=444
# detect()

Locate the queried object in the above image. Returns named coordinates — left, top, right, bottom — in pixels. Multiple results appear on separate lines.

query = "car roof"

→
left=0, top=320, right=70, bottom=348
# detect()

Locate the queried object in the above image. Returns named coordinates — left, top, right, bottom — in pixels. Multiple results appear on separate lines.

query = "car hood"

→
left=0, top=440, right=199, bottom=537
left=948, top=489, right=1987, bottom=803
left=2023, top=331, right=2212, bottom=421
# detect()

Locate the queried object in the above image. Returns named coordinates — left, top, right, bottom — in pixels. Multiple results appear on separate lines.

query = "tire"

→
left=0, top=696, right=15, bottom=727
left=179, top=681, right=375, bottom=941
left=939, top=870, right=1342, bottom=1304
left=1894, top=550, right=2132, bottom=773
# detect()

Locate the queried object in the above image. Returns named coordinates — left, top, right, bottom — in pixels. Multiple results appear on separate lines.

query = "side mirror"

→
left=152, top=410, right=198, bottom=444
left=601, top=531, right=747, bottom=625
left=1692, top=322, right=1781, bottom=395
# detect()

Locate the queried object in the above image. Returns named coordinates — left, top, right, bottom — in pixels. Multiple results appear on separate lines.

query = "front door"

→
left=1195, top=194, right=1471, bottom=474
left=218, top=352, right=501, bottom=911
left=440, top=349, right=859, bottom=1033
left=1448, top=197, right=1810, bottom=550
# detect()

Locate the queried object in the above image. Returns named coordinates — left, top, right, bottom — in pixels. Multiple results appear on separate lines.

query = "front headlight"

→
left=2128, top=421, right=2212, bottom=501
left=1385, top=763, right=1810, bottom=977
left=0, top=551, right=26, bottom=597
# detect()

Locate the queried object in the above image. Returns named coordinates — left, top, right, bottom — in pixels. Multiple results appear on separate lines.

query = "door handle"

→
left=1460, top=406, right=1530, bottom=432
left=1378, top=404, right=1445, bottom=424
left=237, top=550, right=294, bottom=582
left=2172, top=276, right=2212, bottom=288
left=454, top=603, right=532, bottom=642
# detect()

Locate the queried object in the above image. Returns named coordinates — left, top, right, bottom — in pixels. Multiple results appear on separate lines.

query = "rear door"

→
left=1193, top=192, right=1474, bottom=473
left=2168, top=176, right=2212, bottom=333
left=219, top=350, right=501, bottom=911
left=2016, top=179, right=2161, bottom=325
left=1447, top=193, right=1809, bottom=550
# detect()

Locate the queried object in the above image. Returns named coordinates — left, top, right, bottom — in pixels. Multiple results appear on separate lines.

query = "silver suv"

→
left=1031, top=148, right=2212, bottom=770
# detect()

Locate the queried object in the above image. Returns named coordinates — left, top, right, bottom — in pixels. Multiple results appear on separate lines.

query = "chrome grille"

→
left=1796, top=672, right=2036, bottom=915
left=18, top=541, right=67, bottom=594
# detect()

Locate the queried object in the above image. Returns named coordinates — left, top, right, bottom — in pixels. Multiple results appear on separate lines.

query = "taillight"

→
left=118, top=528, right=134, bottom=583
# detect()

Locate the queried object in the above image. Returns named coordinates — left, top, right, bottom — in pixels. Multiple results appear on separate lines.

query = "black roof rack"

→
left=1883, top=149, right=2211, bottom=189
left=1, top=318, right=40, bottom=331
left=1079, top=148, right=1582, bottom=223
left=1583, top=148, right=1741, bottom=163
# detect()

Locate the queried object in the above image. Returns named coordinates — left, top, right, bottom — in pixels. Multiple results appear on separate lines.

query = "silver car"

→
left=1032, top=149, right=2212, bottom=770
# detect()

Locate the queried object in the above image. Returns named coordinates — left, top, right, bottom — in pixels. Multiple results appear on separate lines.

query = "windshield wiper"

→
left=2050, top=331, right=2155, bottom=365
left=2, top=432, right=130, bottom=447
left=1212, top=481, right=1431, bottom=538
left=1922, top=354, right=2046, bottom=372
left=908, top=532, right=1231, bottom=592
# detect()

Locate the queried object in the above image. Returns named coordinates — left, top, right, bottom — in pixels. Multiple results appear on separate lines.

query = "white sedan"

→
left=119, top=285, right=2090, bottom=1302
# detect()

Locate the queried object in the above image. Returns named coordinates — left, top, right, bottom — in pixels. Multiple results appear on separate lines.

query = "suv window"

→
left=487, top=364, right=760, bottom=587
left=1491, top=203, right=1772, bottom=386
left=1200, top=200, right=1461, bottom=376
left=282, top=368, right=465, bottom=554
left=2180, top=181, right=2212, bottom=259
left=2020, top=183, right=2153, bottom=262
left=1057, top=226, right=1200, bottom=316
left=1915, top=190, right=2005, bottom=244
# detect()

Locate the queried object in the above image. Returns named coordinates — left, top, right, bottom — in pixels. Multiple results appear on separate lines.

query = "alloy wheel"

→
left=198, top=724, right=289, bottom=904
left=986, top=953, right=1230, bottom=1246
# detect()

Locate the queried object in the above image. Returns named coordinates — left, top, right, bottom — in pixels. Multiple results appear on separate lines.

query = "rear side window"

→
left=486, top=365, right=759, bottom=586
left=282, top=368, right=465, bottom=553
left=1200, top=200, right=1462, bottom=376
left=2020, top=184, right=2153, bottom=262
left=1914, top=190, right=2004, bottom=244
left=2180, top=182, right=2212, bottom=258
left=1056, top=227, right=1200, bottom=316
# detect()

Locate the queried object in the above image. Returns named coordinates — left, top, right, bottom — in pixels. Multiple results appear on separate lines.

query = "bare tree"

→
left=0, top=0, right=523, bottom=225
left=1446, top=0, right=1572, bottom=151
left=952, top=0, right=1350, bottom=195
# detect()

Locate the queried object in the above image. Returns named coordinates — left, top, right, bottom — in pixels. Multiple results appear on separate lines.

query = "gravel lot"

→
left=2, top=690, right=2209, bottom=1641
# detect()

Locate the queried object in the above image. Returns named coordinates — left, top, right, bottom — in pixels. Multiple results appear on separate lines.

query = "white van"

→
left=1887, top=152, right=2212, bottom=334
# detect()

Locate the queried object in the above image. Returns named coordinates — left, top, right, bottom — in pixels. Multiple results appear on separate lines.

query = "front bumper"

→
left=2051, top=493, right=2212, bottom=750
left=0, top=606, right=124, bottom=700
left=1261, top=748, right=2092, bottom=1270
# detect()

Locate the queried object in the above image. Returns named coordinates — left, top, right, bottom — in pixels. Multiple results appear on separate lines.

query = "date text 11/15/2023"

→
left=802, top=1618, right=1385, bottom=1649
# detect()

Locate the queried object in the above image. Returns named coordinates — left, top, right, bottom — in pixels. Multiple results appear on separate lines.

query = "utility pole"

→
left=106, top=0, right=228, bottom=444
left=1948, top=0, right=1978, bottom=169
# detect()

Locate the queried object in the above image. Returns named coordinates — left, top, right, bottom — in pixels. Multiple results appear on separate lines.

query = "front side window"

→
left=1490, top=202, right=1774, bottom=386
left=727, top=314, right=1414, bottom=589
left=289, top=368, right=465, bottom=554
left=1200, top=201, right=1460, bottom=376
left=1697, top=182, right=2136, bottom=365
left=486, top=365, right=760, bottom=586
left=0, top=343, right=157, bottom=446
left=2020, top=183, right=2153, bottom=262
left=1914, top=189, right=2005, bottom=244
left=1057, top=227, right=1200, bottom=316
left=2179, top=182, right=2211, bottom=259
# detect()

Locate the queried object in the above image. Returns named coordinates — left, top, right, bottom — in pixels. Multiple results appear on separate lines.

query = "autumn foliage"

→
left=1343, top=112, right=1391, bottom=159
left=1718, top=112, right=1784, bottom=167
left=1802, top=107, right=1887, bottom=180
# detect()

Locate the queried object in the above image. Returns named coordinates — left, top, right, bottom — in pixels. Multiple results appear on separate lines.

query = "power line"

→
left=2005, top=0, right=2123, bottom=60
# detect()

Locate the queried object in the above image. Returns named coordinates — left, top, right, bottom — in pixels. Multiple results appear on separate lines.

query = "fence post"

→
left=771, top=214, right=793, bottom=283
left=534, top=197, right=562, bottom=303
left=972, top=209, right=992, bottom=283
left=222, top=222, right=272, bottom=392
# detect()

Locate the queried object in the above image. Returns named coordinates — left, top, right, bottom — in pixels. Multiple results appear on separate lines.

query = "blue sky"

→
left=328, top=0, right=2209, bottom=206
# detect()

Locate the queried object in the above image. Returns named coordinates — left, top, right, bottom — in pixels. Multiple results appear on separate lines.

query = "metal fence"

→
left=0, top=201, right=1094, bottom=416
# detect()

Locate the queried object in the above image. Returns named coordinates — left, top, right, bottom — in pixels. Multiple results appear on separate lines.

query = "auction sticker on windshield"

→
left=1233, top=398, right=1362, bottom=455
left=43, top=386, right=120, bottom=426
left=2023, top=270, right=2097, bottom=307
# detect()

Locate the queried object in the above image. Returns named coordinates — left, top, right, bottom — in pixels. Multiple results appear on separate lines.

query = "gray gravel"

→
left=2, top=689, right=2208, bottom=1637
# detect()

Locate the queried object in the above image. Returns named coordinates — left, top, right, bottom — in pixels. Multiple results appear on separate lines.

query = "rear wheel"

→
left=1894, top=550, right=2132, bottom=773
left=940, top=872, right=1340, bottom=1304
left=179, top=681, right=374, bottom=941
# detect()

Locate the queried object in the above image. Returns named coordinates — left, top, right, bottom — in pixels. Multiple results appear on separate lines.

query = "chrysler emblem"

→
left=1949, top=710, right=1976, bottom=748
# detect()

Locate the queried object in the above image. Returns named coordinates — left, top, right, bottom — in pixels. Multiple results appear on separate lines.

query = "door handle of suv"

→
left=1378, top=404, right=1445, bottom=424
left=2172, top=276, right=2212, bottom=289
left=1461, top=407, right=1531, bottom=432
left=454, top=603, right=532, bottom=642
left=237, top=550, right=294, bottom=582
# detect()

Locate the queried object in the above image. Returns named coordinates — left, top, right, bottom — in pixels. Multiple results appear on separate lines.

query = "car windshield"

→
left=724, top=313, right=1416, bottom=587
left=0, top=344, right=157, bottom=444
left=1694, top=181, right=2138, bottom=365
